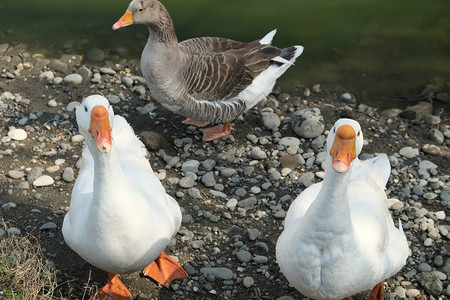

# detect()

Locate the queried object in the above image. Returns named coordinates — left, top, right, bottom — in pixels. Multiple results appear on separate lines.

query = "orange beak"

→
left=88, top=106, right=112, bottom=153
left=329, top=124, right=357, bottom=173
left=112, top=10, right=134, bottom=30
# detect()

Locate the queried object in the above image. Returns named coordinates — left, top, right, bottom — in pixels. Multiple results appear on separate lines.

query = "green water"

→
left=2, top=0, right=450, bottom=108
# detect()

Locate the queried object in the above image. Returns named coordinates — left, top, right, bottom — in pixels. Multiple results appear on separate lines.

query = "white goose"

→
left=112, top=0, right=303, bottom=141
left=62, top=95, right=187, bottom=300
left=276, top=118, right=409, bottom=300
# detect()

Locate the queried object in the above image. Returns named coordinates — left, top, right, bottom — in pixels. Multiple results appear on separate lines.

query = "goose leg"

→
left=367, top=280, right=385, bottom=300
left=182, top=118, right=210, bottom=127
left=200, top=121, right=233, bottom=141
left=142, top=251, right=188, bottom=287
left=91, top=273, right=132, bottom=300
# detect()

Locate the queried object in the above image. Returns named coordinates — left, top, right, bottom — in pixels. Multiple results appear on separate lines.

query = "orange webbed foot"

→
left=367, top=280, right=385, bottom=300
left=142, top=251, right=188, bottom=287
left=200, top=121, right=233, bottom=141
left=90, top=273, right=132, bottom=300
left=182, top=118, right=210, bottom=127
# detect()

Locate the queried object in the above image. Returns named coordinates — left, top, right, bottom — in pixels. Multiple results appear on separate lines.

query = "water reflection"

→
left=2, top=0, right=449, bottom=108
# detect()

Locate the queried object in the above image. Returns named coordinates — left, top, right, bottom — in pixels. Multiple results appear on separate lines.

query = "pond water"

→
left=2, top=0, right=450, bottom=109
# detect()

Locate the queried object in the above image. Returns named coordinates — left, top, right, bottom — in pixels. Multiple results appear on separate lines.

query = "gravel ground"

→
left=0, top=43, right=449, bottom=300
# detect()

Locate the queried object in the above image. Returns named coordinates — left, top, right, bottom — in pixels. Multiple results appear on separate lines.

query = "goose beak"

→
left=89, top=106, right=112, bottom=153
left=113, top=10, right=134, bottom=30
left=329, top=124, right=357, bottom=173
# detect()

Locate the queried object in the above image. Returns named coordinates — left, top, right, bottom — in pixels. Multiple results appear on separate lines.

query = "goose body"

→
left=276, top=119, right=409, bottom=300
left=113, top=0, right=303, bottom=140
left=62, top=95, right=186, bottom=299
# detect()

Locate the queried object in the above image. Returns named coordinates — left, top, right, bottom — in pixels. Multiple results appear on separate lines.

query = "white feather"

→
left=259, top=29, right=277, bottom=45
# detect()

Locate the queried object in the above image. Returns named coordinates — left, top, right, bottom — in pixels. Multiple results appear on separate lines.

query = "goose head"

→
left=112, top=0, right=167, bottom=30
left=76, top=95, right=114, bottom=153
left=327, top=118, right=363, bottom=173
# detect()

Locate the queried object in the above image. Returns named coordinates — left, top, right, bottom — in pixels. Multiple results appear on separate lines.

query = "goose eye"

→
left=138, top=7, right=144, bottom=12
left=333, top=127, right=336, bottom=133
left=84, top=106, right=88, bottom=112
left=357, top=131, right=361, bottom=137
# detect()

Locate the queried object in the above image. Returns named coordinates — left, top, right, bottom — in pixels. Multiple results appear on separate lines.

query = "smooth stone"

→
left=76, top=67, right=92, bottom=81
left=243, top=276, right=255, bottom=288
left=122, top=76, right=134, bottom=87
left=405, top=101, right=433, bottom=120
left=179, top=172, right=197, bottom=188
left=226, top=198, right=238, bottom=210
left=2, top=202, right=17, bottom=211
left=405, top=289, right=420, bottom=298
left=107, top=95, right=120, bottom=104
left=428, top=129, right=444, bottom=144
left=269, top=171, right=281, bottom=181
left=298, top=172, right=315, bottom=187
left=39, top=222, right=57, bottom=230
left=140, top=131, right=171, bottom=152
left=253, top=255, right=268, bottom=264
left=238, top=197, right=257, bottom=208
left=99, top=67, right=116, bottom=75
left=71, top=134, right=84, bottom=143
left=418, top=263, right=432, bottom=272
left=201, top=159, right=216, bottom=172
left=399, top=146, right=419, bottom=158
left=62, top=167, right=75, bottom=183
left=7, top=228, right=21, bottom=235
left=187, top=187, right=202, bottom=199
left=8, top=128, right=27, bottom=141
left=220, top=168, right=236, bottom=178
left=33, top=175, right=54, bottom=187
left=46, top=166, right=60, bottom=173
left=48, top=99, right=57, bottom=107
left=422, top=144, right=441, bottom=155
left=201, top=172, right=216, bottom=187
left=419, top=160, right=438, bottom=170
left=7, top=170, right=25, bottom=179
left=182, top=160, right=200, bottom=174
left=249, top=147, right=267, bottom=160
left=278, top=137, right=301, bottom=147
left=39, top=71, right=55, bottom=82
left=260, top=112, right=280, bottom=130
left=235, top=188, right=246, bottom=197
left=200, top=267, right=234, bottom=280
left=48, top=59, right=69, bottom=73
left=291, top=107, right=324, bottom=138
left=340, top=92, right=357, bottom=103
left=236, top=250, right=252, bottom=263
left=247, top=228, right=261, bottom=240
left=63, top=73, right=83, bottom=85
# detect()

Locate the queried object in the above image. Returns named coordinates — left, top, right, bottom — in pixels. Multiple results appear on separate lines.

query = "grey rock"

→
left=269, top=170, right=281, bottom=181
left=201, top=159, right=216, bottom=172
left=182, top=160, right=200, bottom=174
left=2, top=202, right=17, bottom=211
left=221, top=168, right=236, bottom=178
left=236, top=250, right=252, bottom=263
left=340, top=92, right=357, bottom=104
left=39, top=222, right=57, bottom=230
left=260, top=112, right=280, bottom=130
left=419, top=160, right=438, bottom=170
left=417, top=272, right=443, bottom=296
left=62, top=167, right=75, bottom=183
left=253, top=255, right=268, bottom=264
left=243, top=276, right=255, bottom=288
left=418, top=263, right=432, bottom=272
left=291, top=107, right=324, bottom=138
left=39, top=71, right=55, bottom=82
left=63, top=73, right=83, bottom=85
left=238, top=197, right=257, bottom=208
left=8, top=128, right=27, bottom=141
left=76, top=67, right=92, bottom=81
left=249, top=146, right=267, bottom=160
left=405, top=101, right=433, bottom=120
left=48, top=99, right=58, bottom=107
left=405, top=289, right=420, bottom=298
left=187, top=188, right=202, bottom=199
left=399, top=146, right=419, bottom=158
left=179, top=172, right=197, bottom=188
left=99, top=67, right=116, bottom=75
left=441, top=187, right=450, bottom=201
left=201, top=172, right=216, bottom=187
left=429, top=129, right=444, bottom=144
left=122, top=76, right=134, bottom=87
left=27, top=167, right=43, bottom=182
left=298, top=172, right=315, bottom=187
left=48, top=59, right=69, bottom=73
left=107, top=94, right=121, bottom=104
left=200, top=267, right=234, bottom=280
left=7, top=227, right=21, bottom=235
left=247, top=228, right=261, bottom=240
left=278, top=137, right=301, bottom=147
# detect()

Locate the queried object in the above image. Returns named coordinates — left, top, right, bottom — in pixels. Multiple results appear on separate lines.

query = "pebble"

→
left=39, top=71, right=55, bottom=82
left=7, top=170, right=25, bottom=179
left=39, top=222, right=57, bottom=230
left=201, top=172, right=216, bottom=187
left=236, top=250, right=252, bottom=263
left=260, top=112, right=280, bottom=130
left=200, top=267, right=234, bottom=280
left=418, top=263, right=432, bottom=272
left=182, top=160, right=200, bottom=174
left=48, top=99, right=58, bottom=107
left=8, top=128, right=27, bottom=140
left=2, top=202, right=17, bottom=211
left=238, top=197, right=257, bottom=208
left=201, top=159, right=216, bottom=172
left=122, top=76, right=134, bottom=87
left=220, top=168, right=236, bottom=178
left=48, top=59, right=69, bottom=73
left=99, top=67, right=116, bottom=75
left=179, top=172, right=197, bottom=188
left=7, top=228, right=21, bottom=235
left=242, top=276, right=255, bottom=288
left=63, top=73, right=83, bottom=85
left=417, top=272, right=443, bottom=296
left=279, top=155, right=299, bottom=170
left=291, top=107, right=325, bottom=138
left=399, top=146, right=419, bottom=158
left=66, top=101, right=81, bottom=112
left=33, top=175, right=54, bottom=187
left=428, top=129, right=444, bottom=144
left=71, top=134, right=84, bottom=143
left=278, top=137, right=301, bottom=147
left=107, top=95, right=121, bottom=104
left=62, top=167, right=75, bottom=183
left=249, top=147, right=267, bottom=160
left=340, top=92, right=357, bottom=103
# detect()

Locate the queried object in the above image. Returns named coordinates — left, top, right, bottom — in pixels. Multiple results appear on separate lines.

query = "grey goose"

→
left=113, top=0, right=303, bottom=141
